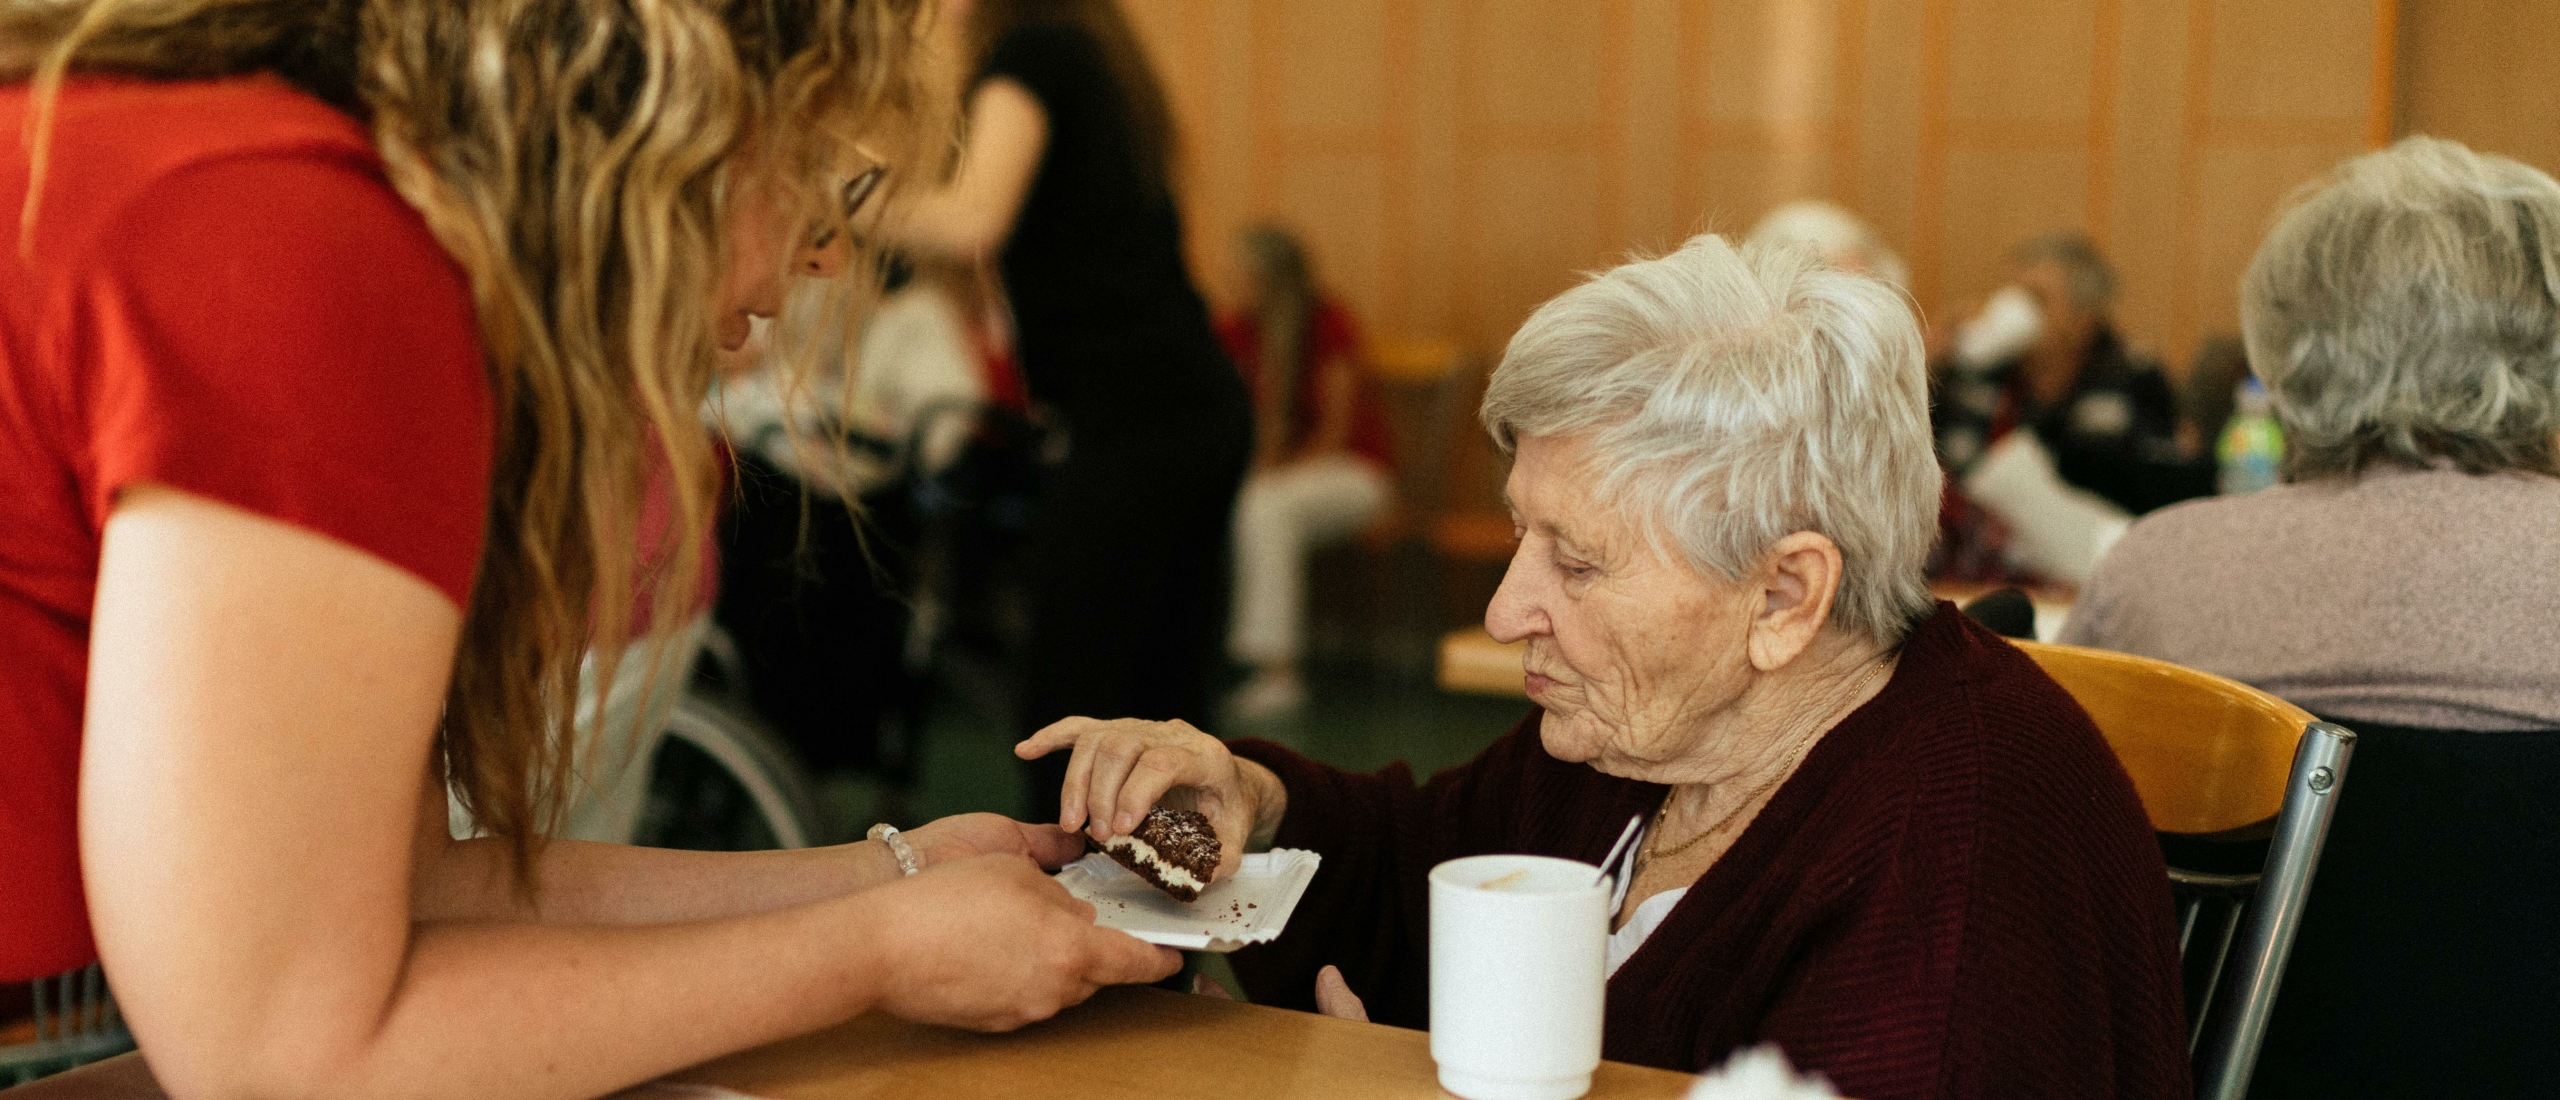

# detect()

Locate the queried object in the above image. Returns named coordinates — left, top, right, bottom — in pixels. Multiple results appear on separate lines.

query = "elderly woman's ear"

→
left=1745, top=531, right=1846, bottom=672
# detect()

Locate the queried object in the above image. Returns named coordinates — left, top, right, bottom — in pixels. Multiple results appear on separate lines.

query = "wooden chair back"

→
left=2011, top=639, right=2358, bottom=1100
left=2012, top=640, right=2314, bottom=836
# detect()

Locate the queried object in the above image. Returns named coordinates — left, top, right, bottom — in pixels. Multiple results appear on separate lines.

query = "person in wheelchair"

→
left=705, top=256, right=999, bottom=787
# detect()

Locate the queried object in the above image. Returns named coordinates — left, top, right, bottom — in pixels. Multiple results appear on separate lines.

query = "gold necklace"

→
left=1636, top=653, right=1894, bottom=871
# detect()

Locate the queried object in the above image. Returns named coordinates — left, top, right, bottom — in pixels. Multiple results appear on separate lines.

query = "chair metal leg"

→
left=1, top=964, right=133, bottom=1083
left=2193, top=723, right=2356, bottom=1100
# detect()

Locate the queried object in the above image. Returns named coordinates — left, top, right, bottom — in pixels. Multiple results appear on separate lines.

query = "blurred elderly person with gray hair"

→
left=1746, top=199, right=1910, bottom=288
left=1021, top=235, right=2190, bottom=1099
left=2062, top=137, right=2560, bottom=732
left=1933, top=233, right=2204, bottom=507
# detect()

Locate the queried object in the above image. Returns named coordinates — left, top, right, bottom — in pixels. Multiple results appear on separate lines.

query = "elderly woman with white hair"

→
left=1023, top=235, right=2189, bottom=1099
left=2061, top=137, right=2560, bottom=731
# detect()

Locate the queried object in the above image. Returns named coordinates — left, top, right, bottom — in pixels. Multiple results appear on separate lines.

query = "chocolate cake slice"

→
left=1102, top=808, right=1221, bottom=902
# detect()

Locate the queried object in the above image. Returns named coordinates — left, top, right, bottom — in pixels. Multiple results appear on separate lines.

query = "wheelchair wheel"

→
left=634, top=691, right=821, bottom=852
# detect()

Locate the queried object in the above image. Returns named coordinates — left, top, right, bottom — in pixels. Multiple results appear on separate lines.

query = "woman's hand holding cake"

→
left=853, top=854, right=1181, bottom=1032
left=1016, top=716, right=1289, bottom=886
left=898, top=811, right=1095, bottom=874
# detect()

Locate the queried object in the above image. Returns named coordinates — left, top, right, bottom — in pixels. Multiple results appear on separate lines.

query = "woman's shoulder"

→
left=1862, top=608, right=2142, bottom=821
left=8, top=71, right=368, bottom=148
left=2346, top=462, right=2560, bottom=512
left=7, top=74, right=389, bottom=269
left=2093, top=465, right=2560, bottom=607
left=2108, top=488, right=2265, bottom=556
left=2073, top=489, right=2278, bottom=614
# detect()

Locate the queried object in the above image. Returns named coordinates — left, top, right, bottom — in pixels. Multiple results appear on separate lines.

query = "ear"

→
left=1745, top=531, right=1843, bottom=672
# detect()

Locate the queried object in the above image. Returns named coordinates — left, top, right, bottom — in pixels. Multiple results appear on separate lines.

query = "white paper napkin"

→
left=1054, top=849, right=1320, bottom=952
left=1686, top=1045, right=1839, bottom=1100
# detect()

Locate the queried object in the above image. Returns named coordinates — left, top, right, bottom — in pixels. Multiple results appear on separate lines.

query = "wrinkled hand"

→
left=1193, top=969, right=1365, bottom=1024
left=1015, top=716, right=1270, bottom=882
left=901, top=812, right=1089, bottom=872
left=1315, top=965, right=1368, bottom=1022
left=858, top=853, right=1180, bottom=1031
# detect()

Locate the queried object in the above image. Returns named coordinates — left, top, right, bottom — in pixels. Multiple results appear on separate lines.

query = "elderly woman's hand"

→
left=1015, top=717, right=1285, bottom=882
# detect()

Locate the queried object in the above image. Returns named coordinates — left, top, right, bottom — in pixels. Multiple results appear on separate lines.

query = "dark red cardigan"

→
left=1228, top=605, right=2189, bottom=1100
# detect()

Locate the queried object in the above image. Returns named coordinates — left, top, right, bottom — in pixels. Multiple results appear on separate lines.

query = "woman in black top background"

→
left=892, top=0, right=1253, bottom=823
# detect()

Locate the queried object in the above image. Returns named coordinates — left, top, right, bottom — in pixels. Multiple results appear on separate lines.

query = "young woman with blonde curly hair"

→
left=0, top=1, right=1174, bottom=1094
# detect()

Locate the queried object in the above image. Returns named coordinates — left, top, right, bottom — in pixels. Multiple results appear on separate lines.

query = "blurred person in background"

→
left=0, top=1, right=1179, bottom=1094
left=1931, top=231, right=2211, bottom=516
left=712, top=258, right=996, bottom=495
left=1220, top=224, right=1396, bottom=719
left=1745, top=199, right=1910, bottom=289
left=1928, top=232, right=2211, bottom=584
left=708, top=257, right=996, bottom=782
left=888, top=0, right=1254, bottom=821
left=2062, top=137, right=2560, bottom=732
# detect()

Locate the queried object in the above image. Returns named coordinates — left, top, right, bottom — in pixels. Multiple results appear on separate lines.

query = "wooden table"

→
left=667, top=985, right=1695, bottom=1100
left=14, top=989, right=1692, bottom=1100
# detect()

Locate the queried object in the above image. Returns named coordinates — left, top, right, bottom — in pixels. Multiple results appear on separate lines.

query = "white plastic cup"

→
left=1428, top=854, right=1609, bottom=1100
left=1954, top=282, right=2043, bottom=369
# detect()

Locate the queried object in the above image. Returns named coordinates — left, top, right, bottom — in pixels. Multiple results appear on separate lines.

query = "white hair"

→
left=2242, top=135, right=2560, bottom=479
left=1480, top=233, right=1942, bottom=645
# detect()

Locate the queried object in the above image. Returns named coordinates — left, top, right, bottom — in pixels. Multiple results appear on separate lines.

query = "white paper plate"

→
left=1054, top=848, right=1321, bottom=952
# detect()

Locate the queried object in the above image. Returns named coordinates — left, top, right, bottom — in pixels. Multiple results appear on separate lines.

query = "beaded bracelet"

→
left=867, top=823, right=922, bottom=877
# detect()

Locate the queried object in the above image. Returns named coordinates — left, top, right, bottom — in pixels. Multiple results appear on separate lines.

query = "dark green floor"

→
left=809, top=663, right=1532, bottom=844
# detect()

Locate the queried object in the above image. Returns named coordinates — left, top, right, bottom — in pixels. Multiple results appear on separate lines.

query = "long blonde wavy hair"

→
left=4, top=0, right=934, bottom=886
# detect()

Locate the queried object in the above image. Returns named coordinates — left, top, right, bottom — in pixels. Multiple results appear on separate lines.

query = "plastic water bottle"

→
left=2217, top=378, right=2284, bottom=495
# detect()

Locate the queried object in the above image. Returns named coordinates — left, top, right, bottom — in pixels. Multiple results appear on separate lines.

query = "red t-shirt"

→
left=0, top=76, right=492, bottom=981
left=1217, top=299, right=1395, bottom=469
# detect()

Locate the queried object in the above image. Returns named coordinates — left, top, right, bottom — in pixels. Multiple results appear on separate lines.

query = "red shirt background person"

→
left=1217, top=224, right=1395, bottom=719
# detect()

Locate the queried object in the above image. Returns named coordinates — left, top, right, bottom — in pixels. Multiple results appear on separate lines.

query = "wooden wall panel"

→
left=1946, top=0, right=2098, bottom=128
left=1613, top=0, right=1690, bottom=253
left=1118, top=0, right=2396, bottom=418
left=2165, top=0, right=2383, bottom=361
left=1848, top=0, right=1926, bottom=261
left=1274, top=0, right=1387, bottom=133
left=2100, top=0, right=2189, bottom=362
left=2396, top=0, right=2560, bottom=179
left=2206, top=0, right=2377, bottom=124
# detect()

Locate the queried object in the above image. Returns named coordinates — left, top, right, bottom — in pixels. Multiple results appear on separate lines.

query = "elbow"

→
left=904, top=201, right=1016, bottom=265
left=156, top=1069, right=326, bottom=1100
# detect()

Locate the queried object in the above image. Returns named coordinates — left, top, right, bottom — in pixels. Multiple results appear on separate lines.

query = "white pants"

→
left=1228, top=454, right=1392, bottom=667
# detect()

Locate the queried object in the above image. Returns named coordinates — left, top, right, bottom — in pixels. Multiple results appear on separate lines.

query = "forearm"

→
left=881, top=79, right=1044, bottom=263
left=416, top=837, right=903, bottom=925
left=156, top=895, right=890, bottom=1100
left=885, top=194, right=1006, bottom=263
